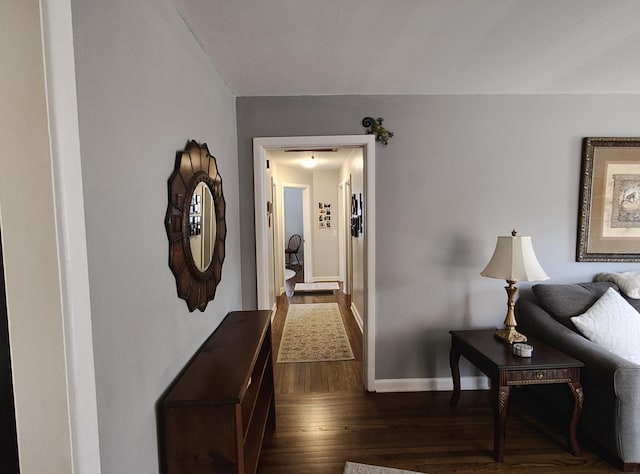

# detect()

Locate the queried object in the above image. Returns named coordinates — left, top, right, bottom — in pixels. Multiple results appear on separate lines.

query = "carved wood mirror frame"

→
left=165, top=140, right=226, bottom=311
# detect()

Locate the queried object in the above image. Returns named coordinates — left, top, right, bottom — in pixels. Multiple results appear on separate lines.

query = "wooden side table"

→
left=449, top=329, right=584, bottom=462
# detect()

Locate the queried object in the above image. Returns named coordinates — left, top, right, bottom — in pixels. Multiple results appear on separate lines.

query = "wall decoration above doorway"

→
left=362, top=116, right=393, bottom=145
left=577, top=137, right=640, bottom=262
left=165, top=140, right=226, bottom=311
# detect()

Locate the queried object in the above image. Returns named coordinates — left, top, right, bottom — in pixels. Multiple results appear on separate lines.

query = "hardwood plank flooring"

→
left=261, top=266, right=619, bottom=473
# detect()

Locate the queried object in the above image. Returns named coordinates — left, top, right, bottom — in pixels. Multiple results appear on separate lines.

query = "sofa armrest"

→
left=516, top=297, right=639, bottom=385
left=615, top=367, right=640, bottom=463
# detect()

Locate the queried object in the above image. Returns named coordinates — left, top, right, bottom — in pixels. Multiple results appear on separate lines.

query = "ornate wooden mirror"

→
left=165, top=140, right=226, bottom=311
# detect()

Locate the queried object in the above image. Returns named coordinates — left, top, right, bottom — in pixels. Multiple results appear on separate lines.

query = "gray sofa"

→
left=516, top=282, right=640, bottom=471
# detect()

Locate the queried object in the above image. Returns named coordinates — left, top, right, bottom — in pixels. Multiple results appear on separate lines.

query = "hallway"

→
left=272, top=266, right=364, bottom=394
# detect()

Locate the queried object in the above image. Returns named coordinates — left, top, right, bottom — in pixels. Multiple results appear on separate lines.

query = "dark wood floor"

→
left=259, top=266, right=619, bottom=473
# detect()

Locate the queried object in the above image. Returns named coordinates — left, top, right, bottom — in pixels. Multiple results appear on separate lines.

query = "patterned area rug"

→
left=277, top=303, right=354, bottom=363
left=343, top=462, right=418, bottom=474
left=294, top=282, right=340, bottom=292
left=343, top=462, right=422, bottom=474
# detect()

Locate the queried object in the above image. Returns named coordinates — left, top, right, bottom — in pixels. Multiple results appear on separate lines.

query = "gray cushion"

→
left=622, top=294, right=640, bottom=313
left=532, top=282, right=618, bottom=328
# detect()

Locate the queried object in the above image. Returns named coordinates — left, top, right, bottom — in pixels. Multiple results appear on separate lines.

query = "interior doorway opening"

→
left=281, top=184, right=312, bottom=286
left=283, top=187, right=304, bottom=269
left=253, top=135, right=377, bottom=391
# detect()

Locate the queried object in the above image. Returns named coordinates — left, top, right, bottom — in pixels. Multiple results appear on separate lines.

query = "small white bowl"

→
left=513, top=343, right=533, bottom=358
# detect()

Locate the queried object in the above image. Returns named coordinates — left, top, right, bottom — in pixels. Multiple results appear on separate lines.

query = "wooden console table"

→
left=159, top=310, right=275, bottom=474
left=449, top=329, right=584, bottom=462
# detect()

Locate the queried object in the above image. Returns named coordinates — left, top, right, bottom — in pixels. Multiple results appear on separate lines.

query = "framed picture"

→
left=577, top=137, right=640, bottom=261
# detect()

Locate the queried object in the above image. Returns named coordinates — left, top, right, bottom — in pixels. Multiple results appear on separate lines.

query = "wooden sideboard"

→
left=159, top=310, right=275, bottom=474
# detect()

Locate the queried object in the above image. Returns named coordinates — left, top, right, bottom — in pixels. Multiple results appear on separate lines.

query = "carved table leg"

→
left=567, top=381, right=583, bottom=456
left=449, top=345, right=461, bottom=407
left=492, top=383, right=511, bottom=462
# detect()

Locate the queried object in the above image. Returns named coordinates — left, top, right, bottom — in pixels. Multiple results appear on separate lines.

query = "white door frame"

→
left=253, top=135, right=377, bottom=391
left=271, top=178, right=283, bottom=297
left=338, top=179, right=352, bottom=295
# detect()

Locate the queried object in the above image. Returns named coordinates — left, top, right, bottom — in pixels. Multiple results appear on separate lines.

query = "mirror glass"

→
left=188, top=182, right=216, bottom=271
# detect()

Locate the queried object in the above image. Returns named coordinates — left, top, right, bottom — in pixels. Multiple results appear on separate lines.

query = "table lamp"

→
left=481, top=230, right=549, bottom=344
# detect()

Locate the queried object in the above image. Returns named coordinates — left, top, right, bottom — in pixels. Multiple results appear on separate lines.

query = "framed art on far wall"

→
left=577, top=137, right=640, bottom=262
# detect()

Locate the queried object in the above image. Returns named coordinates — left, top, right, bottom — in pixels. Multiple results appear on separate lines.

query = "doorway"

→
left=283, top=187, right=304, bottom=270
left=0, top=228, right=19, bottom=474
left=253, top=135, right=377, bottom=391
left=282, top=184, right=312, bottom=286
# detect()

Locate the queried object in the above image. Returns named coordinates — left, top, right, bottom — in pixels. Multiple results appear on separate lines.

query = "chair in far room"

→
left=285, top=234, right=302, bottom=267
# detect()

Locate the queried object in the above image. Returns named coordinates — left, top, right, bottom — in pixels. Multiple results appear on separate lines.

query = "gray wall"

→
left=72, top=0, right=242, bottom=471
left=237, top=95, right=640, bottom=381
left=312, top=169, right=340, bottom=279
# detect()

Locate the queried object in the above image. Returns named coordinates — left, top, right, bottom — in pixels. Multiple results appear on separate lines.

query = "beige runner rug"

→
left=277, top=303, right=354, bottom=363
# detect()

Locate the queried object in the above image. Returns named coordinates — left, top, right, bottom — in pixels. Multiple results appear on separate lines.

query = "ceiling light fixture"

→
left=301, top=155, right=317, bottom=168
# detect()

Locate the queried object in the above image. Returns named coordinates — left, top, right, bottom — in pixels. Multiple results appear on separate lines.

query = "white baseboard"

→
left=312, top=276, right=341, bottom=283
left=374, top=376, right=490, bottom=393
left=270, top=303, right=277, bottom=322
left=350, top=302, right=363, bottom=333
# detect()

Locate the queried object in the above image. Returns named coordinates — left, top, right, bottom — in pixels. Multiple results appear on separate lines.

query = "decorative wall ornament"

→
left=165, top=140, right=226, bottom=311
left=350, top=193, right=363, bottom=237
left=318, top=202, right=332, bottom=229
left=362, top=116, right=394, bottom=145
left=577, top=137, right=640, bottom=262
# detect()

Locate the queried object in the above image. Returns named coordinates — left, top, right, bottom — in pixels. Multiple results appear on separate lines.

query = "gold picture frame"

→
left=577, top=137, right=640, bottom=262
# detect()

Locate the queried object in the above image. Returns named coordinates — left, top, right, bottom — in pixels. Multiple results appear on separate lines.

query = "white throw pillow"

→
left=595, top=271, right=640, bottom=299
left=570, top=287, right=640, bottom=364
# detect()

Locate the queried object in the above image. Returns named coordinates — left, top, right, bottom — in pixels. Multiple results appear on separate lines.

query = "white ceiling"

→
left=174, top=0, right=640, bottom=96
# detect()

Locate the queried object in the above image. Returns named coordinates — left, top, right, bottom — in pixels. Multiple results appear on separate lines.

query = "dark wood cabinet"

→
left=160, top=310, right=275, bottom=473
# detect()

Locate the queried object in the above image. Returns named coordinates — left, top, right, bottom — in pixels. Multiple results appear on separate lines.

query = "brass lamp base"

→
left=494, top=281, right=528, bottom=344
left=495, top=326, right=527, bottom=344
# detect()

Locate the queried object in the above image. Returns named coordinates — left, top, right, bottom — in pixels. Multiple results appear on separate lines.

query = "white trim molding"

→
left=312, top=275, right=341, bottom=282
left=41, top=1, right=102, bottom=472
left=375, top=376, right=491, bottom=393
left=350, top=302, right=363, bottom=333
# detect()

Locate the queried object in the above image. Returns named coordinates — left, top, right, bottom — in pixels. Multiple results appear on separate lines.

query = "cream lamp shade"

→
left=481, top=230, right=549, bottom=344
left=481, top=234, right=549, bottom=282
